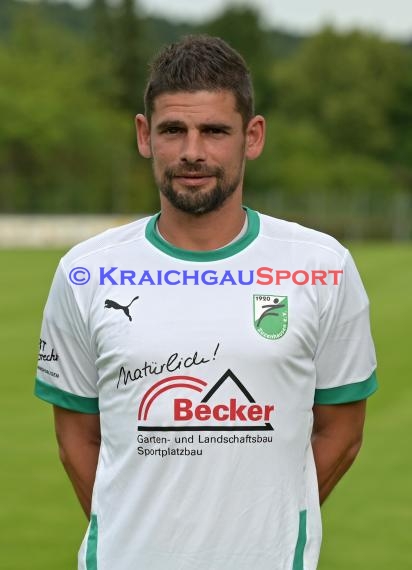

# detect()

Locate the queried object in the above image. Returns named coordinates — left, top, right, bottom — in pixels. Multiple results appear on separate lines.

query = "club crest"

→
left=253, top=295, right=288, bottom=340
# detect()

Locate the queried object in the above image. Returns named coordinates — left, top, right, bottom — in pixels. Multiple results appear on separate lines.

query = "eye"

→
left=205, top=127, right=225, bottom=135
left=164, top=126, right=183, bottom=134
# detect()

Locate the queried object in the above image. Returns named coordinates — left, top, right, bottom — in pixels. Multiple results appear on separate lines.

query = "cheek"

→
left=149, top=155, right=164, bottom=183
left=151, top=143, right=178, bottom=169
left=219, top=146, right=246, bottom=174
left=215, top=138, right=246, bottom=160
left=150, top=149, right=167, bottom=173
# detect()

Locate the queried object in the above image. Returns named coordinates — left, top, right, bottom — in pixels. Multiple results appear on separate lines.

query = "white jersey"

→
left=35, top=208, right=377, bottom=570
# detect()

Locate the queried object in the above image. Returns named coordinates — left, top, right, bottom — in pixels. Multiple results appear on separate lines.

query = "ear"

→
left=245, top=115, right=265, bottom=160
left=135, top=114, right=152, bottom=159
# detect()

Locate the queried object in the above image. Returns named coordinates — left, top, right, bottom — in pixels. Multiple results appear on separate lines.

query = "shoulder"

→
left=60, top=215, right=152, bottom=270
left=257, top=211, right=348, bottom=265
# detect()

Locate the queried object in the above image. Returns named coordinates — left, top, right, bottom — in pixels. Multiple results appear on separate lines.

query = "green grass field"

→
left=0, top=244, right=410, bottom=569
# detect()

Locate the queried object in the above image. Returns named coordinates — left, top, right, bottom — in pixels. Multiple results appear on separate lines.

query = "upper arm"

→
left=311, top=400, right=368, bottom=503
left=53, top=405, right=101, bottom=451
left=312, top=400, right=366, bottom=447
left=53, top=406, right=101, bottom=518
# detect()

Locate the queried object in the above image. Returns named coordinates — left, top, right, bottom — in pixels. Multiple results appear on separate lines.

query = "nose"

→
left=180, top=130, right=206, bottom=163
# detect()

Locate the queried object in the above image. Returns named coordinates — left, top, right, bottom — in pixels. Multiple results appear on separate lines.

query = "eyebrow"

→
left=156, top=120, right=233, bottom=133
left=202, top=123, right=233, bottom=132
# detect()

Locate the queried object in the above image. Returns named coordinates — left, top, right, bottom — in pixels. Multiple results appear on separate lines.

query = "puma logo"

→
left=104, top=296, right=139, bottom=321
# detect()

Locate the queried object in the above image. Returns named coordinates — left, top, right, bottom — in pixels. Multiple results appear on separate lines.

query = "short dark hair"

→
left=144, top=35, right=255, bottom=129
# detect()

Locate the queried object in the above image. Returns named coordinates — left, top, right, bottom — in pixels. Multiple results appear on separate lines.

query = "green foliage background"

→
left=0, top=3, right=411, bottom=565
left=0, top=0, right=411, bottom=237
left=0, top=245, right=410, bottom=568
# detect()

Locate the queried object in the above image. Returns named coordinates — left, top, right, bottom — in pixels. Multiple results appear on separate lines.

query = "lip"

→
left=174, top=176, right=213, bottom=186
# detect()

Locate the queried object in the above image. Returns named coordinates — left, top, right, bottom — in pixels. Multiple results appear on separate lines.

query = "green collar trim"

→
left=145, top=207, right=260, bottom=262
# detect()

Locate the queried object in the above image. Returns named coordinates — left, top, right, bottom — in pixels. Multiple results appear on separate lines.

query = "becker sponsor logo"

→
left=137, top=369, right=275, bottom=432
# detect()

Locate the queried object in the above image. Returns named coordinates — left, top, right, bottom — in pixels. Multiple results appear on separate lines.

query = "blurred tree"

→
left=247, top=112, right=398, bottom=194
left=246, top=115, right=331, bottom=194
left=200, top=7, right=275, bottom=114
left=113, top=0, right=146, bottom=113
left=88, top=0, right=120, bottom=106
left=0, top=3, right=156, bottom=214
left=0, top=1, right=411, bottom=235
left=258, top=26, right=412, bottom=208
left=272, top=28, right=411, bottom=159
left=386, top=58, right=412, bottom=190
left=91, top=0, right=112, bottom=53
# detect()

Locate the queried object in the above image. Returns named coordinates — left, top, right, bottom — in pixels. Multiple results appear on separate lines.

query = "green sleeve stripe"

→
left=86, top=514, right=98, bottom=570
left=292, top=510, right=307, bottom=570
left=314, top=371, right=378, bottom=405
left=35, top=378, right=99, bottom=414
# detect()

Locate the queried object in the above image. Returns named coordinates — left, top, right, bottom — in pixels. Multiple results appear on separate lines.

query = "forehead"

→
left=151, top=90, right=241, bottom=125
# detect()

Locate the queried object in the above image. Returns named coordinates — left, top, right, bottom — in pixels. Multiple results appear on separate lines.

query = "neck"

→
left=157, top=195, right=246, bottom=251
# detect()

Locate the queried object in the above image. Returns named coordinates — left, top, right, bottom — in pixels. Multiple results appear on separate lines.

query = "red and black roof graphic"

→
left=138, top=369, right=274, bottom=432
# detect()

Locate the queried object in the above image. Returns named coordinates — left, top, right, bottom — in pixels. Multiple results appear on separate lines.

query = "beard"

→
left=156, top=162, right=242, bottom=215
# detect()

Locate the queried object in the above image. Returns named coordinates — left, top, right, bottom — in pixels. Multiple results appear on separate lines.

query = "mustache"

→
left=164, top=164, right=224, bottom=178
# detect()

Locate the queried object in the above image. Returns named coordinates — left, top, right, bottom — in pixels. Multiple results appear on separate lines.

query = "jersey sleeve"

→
left=35, top=260, right=99, bottom=413
left=314, top=250, right=377, bottom=404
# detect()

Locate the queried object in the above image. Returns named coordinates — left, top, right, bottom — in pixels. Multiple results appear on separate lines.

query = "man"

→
left=35, top=35, right=377, bottom=570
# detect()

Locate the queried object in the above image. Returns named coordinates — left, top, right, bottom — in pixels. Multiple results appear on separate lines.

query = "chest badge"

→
left=253, top=295, right=288, bottom=340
